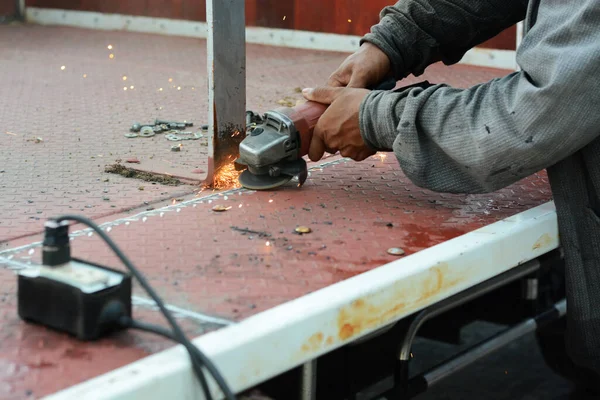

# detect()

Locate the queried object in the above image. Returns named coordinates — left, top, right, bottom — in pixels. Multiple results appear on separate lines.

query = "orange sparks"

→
left=375, top=152, right=387, bottom=162
left=211, top=163, right=242, bottom=190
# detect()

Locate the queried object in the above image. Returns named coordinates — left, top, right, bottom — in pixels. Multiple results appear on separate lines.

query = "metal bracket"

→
left=379, top=256, right=565, bottom=399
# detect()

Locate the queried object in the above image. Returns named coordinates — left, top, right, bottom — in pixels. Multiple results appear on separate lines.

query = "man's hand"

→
left=328, top=43, right=392, bottom=88
left=302, top=86, right=376, bottom=162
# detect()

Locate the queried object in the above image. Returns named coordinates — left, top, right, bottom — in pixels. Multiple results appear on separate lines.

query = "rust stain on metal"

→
left=325, top=336, right=334, bottom=346
left=300, top=332, right=324, bottom=353
left=532, top=233, right=553, bottom=250
left=336, top=262, right=462, bottom=342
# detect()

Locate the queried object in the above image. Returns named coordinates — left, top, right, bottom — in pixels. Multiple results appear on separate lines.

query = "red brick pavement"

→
left=6, top=156, right=552, bottom=318
left=0, top=23, right=513, bottom=243
left=0, top=24, right=538, bottom=399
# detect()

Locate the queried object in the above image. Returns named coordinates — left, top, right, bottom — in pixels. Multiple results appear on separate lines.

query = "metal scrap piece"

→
left=155, top=119, right=193, bottom=127
left=231, top=226, right=271, bottom=237
left=165, top=132, right=204, bottom=141
left=139, top=126, right=155, bottom=137
left=387, top=247, right=405, bottom=256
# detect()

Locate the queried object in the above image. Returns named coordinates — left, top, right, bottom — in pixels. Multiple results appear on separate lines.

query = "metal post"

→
left=17, top=0, right=25, bottom=20
left=301, top=360, right=317, bottom=400
left=206, top=0, right=247, bottom=185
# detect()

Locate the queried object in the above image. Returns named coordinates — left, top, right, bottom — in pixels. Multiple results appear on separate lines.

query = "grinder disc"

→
left=238, top=170, right=292, bottom=190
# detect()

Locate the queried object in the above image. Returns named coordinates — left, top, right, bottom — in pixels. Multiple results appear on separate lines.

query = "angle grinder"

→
left=236, top=78, right=397, bottom=190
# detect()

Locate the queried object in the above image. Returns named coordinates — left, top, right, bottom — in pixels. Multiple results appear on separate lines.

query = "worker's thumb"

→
left=302, top=86, right=343, bottom=105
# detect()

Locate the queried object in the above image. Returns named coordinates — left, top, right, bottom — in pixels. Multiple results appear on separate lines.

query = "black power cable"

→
left=54, top=215, right=237, bottom=400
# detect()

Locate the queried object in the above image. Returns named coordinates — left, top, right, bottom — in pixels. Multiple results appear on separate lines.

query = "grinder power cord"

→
left=17, top=215, right=236, bottom=400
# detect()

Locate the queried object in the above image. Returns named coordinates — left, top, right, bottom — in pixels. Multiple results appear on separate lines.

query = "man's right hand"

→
left=327, top=42, right=392, bottom=88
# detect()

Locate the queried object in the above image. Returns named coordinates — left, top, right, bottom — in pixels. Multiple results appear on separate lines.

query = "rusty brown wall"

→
left=25, top=0, right=516, bottom=50
left=0, top=0, right=17, bottom=17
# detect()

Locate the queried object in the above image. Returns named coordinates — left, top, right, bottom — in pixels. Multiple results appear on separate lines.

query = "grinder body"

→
left=236, top=101, right=327, bottom=189
left=236, top=77, right=399, bottom=190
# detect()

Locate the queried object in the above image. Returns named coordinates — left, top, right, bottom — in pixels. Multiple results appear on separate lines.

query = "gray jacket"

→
left=359, top=0, right=600, bottom=374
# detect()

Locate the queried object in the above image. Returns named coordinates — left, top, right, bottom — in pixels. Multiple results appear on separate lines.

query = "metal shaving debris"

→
left=387, top=247, right=405, bottom=256
left=295, top=226, right=312, bottom=234
left=127, top=120, right=202, bottom=140
left=231, top=226, right=271, bottom=237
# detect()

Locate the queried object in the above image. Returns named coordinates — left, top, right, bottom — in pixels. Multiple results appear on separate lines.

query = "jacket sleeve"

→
left=362, top=0, right=527, bottom=79
left=359, top=0, right=600, bottom=194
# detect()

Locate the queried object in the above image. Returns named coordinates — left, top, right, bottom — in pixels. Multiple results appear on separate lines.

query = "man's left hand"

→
left=302, top=86, right=376, bottom=162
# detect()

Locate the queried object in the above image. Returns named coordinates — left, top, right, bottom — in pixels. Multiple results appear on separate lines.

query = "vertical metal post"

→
left=206, top=0, right=247, bottom=184
left=17, top=0, right=25, bottom=20
left=301, top=360, right=317, bottom=400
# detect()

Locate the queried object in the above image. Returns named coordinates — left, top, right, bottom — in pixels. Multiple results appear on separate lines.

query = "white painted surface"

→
left=26, top=8, right=517, bottom=70
left=45, top=201, right=559, bottom=400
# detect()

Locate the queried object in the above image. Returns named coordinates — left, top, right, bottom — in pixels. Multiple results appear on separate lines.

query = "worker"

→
left=302, top=0, right=600, bottom=390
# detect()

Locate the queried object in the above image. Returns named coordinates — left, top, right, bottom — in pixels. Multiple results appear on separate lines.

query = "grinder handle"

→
left=290, top=77, right=397, bottom=157
left=288, top=101, right=328, bottom=158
